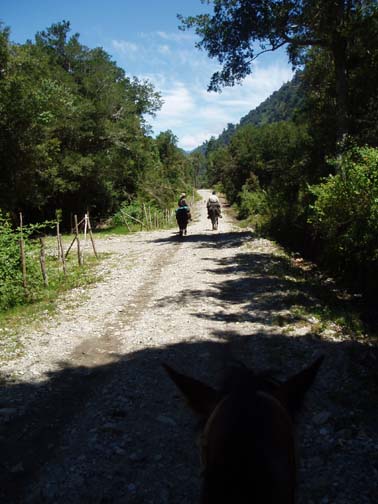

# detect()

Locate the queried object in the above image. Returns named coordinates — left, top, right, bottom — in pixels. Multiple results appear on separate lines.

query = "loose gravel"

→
left=0, top=189, right=377, bottom=503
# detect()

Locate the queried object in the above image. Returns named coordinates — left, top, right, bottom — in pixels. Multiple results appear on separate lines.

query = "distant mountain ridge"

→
left=196, top=72, right=304, bottom=153
left=239, top=72, right=303, bottom=127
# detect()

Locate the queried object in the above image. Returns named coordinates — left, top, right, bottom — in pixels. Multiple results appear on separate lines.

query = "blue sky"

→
left=1, top=0, right=293, bottom=150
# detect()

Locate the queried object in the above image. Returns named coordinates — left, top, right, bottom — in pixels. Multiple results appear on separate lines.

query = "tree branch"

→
left=250, top=40, right=288, bottom=61
left=281, top=32, right=327, bottom=47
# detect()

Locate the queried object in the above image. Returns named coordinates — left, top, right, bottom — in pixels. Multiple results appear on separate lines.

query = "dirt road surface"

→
left=0, top=190, right=377, bottom=503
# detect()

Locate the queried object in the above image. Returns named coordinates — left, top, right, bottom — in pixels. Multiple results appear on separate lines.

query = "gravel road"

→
left=0, top=189, right=377, bottom=503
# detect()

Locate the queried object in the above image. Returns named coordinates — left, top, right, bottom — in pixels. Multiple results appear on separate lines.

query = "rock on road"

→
left=0, top=189, right=377, bottom=503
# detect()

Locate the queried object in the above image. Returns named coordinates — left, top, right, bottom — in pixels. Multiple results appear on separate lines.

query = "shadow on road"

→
left=1, top=233, right=377, bottom=504
left=152, top=229, right=252, bottom=248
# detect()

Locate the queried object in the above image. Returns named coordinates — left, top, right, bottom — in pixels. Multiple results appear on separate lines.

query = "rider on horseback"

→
left=207, top=191, right=222, bottom=219
left=178, top=192, right=188, bottom=207
left=176, top=192, right=191, bottom=235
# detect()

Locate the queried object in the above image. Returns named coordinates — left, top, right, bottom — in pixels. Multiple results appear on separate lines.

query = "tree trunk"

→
left=332, top=37, right=349, bottom=148
left=332, top=0, right=349, bottom=150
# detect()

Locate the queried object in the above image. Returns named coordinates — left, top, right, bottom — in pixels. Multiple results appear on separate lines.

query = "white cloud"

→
left=158, top=44, right=171, bottom=55
left=198, top=63, right=294, bottom=109
left=148, top=60, right=294, bottom=150
left=156, top=31, right=195, bottom=42
left=180, top=132, right=219, bottom=151
left=110, top=32, right=294, bottom=152
left=243, top=63, right=293, bottom=94
left=112, top=39, right=139, bottom=55
left=138, top=72, right=168, bottom=89
left=159, top=83, right=195, bottom=118
left=148, top=82, right=195, bottom=132
left=196, top=106, right=230, bottom=123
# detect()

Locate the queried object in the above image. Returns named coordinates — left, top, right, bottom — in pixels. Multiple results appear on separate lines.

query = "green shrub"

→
left=112, top=199, right=176, bottom=230
left=309, top=146, right=378, bottom=284
left=0, top=210, right=101, bottom=317
left=0, top=213, right=25, bottom=311
left=238, top=185, right=268, bottom=222
left=112, top=202, right=144, bottom=227
left=0, top=212, right=52, bottom=311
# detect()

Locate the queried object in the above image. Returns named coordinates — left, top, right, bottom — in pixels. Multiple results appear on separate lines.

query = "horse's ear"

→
left=163, top=364, right=219, bottom=418
left=282, top=355, right=324, bottom=417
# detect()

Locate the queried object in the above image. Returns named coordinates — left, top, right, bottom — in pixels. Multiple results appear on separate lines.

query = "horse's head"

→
left=163, top=356, right=323, bottom=503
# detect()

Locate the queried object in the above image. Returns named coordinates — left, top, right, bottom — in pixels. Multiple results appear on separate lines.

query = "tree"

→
left=309, top=146, right=378, bottom=291
left=0, top=21, right=165, bottom=224
left=35, top=20, right=79, bottom=72
left=188, top=150, right=206, bottom=187
left=0, top=23, right=10, bottom=77
left=179, top=0, right=378, bottom=143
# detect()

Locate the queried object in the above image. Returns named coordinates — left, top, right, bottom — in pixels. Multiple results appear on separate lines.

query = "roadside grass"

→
left=233, top=209, right=266, bottom=232
left=240, top=237, right=377, bottom=417
left=0, top=251, right=102, bottom=364
left=0, top=212, right=176, bottom=364
left=94, top=223, right=143, bottom=236
left=242, top=239, right=367, bottom=341
left=233, top=205, right=371, bottom=342
left=0, top=201, right=181, bottom=365
left=93, top=219, right=176, bottom=237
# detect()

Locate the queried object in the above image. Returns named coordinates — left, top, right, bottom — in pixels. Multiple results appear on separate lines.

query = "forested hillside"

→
left=196, top=73, right=303, bottom=154
left=189, top=1, right=378, bottom=300
left=239, top=73, right=304, bottom=127
left=0, top=21, right=195, bottom=227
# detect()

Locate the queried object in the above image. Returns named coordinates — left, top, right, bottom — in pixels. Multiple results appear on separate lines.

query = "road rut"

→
left=0, top=189, right=377, bottom=503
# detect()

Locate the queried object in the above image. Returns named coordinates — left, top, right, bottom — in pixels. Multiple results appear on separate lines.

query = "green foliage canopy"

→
left=180, top=1, right=378, bottom=141
left=309, top=147, right=378, bottom=278
left=0, top=21, right=193, bottom=226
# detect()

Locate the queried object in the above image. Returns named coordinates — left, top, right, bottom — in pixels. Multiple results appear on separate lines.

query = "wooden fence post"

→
left=120, top=210, right=131, bottom=232
left=19, top=213, right=27, bottom=289
left=60, top=235, right=67, bottom=276
left=65, top=235, right=77, bottom=258
left=65, top=216, right=85, bottom=259
left=74, top=214, right=83, bottom=266
left=148, top=206, right=153, bottom=228
left=120, top=210, right=144, bottom=228
left=143, top=204, right=149, bottom=230
left=87, top=215, right=98, bottom=259
left=39, top=237, right=48, bottom=286
left=82, top=213, right=88, bottom=263
left=56, top=221, right=67, bottom=276
left=59, top=237, right=67, bottom=278
left=56, top=222, right=61, bottom=260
